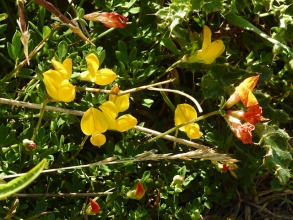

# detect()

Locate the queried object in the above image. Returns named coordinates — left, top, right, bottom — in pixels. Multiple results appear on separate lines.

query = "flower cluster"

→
left=42, top=54, right=137, bottom=148
left=174, top=104, right=202, bottom=139
left=80, top=86, right=137, bottom=147
left=182, top=25, right=225, bottom=64
left=224, top=76, right=267, bottom=144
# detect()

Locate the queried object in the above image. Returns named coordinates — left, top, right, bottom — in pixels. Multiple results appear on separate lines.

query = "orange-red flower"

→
left=225, top=76, right=259, bottom=108
left=84, top=12, right=129, bottom=28
left=126, top=182, right=145, bottom=200
left=225, top=114, right=255, bottom=144
left=86, top=198, right=100, bottom=215
left=226, top=104, right=267, bottom=125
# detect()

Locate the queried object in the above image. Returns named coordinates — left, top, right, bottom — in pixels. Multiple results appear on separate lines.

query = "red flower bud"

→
left=84, top=12, right=129, bottom=29
left=86, top=198, right=100, bottom=215
left=222, top=164, right=229, bottom=173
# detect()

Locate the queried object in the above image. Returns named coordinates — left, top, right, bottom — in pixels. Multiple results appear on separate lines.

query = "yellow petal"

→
left=115, top=114, right=137, bottom=132
left=109, top=86, right=130, bottom=112
left=174, top=104, right=197, bottom=131
left=201, top=40, right=225, bottom=64
left=51, top=57, right=72, bottom=80
left=185, top=124, right=202, bottom=139
left=86, top=53, right=100, bottom=82
left=58, top=80, right=76, bottom=102
left=95, top=69, right=117, bottom=85
left=43, top=70, right=63, bottom=100
left=90, top=132, right=106, bottom=147
left=99, top=101, right=118, bottom=128
left=79, top=71, right=91, bottom=82
left=81, top=107, right=108, bottom=135
left=202, top=25, right=211, bottom=52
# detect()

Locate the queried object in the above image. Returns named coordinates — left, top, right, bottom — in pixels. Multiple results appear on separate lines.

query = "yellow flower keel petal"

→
left=90, top=132, right=106, bottom=147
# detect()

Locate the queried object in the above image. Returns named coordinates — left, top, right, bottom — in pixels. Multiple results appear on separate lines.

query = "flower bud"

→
left=126, top=182, right=145, bottom=200
left=86, top=198, right=100, bottom=215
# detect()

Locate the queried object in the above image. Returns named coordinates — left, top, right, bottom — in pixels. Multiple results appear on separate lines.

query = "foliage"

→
left=0, top=0, right=293, bottom=219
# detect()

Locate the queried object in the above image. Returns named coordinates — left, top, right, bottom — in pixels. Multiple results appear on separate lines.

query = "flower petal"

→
left=99, top=101, right=118, bottom=128
left=86, top=53, right=100, bottom=82
left=236, top=86, right=258, bottom=107
left=81, top=107, right=108, bottom=135
left=90, top=132, right=106, bottom=147
left=109, top=86, right=130, bottom=112
left=95, top=69, right=117, bottom=85
left=175, top=104, right=197, bottom=131
left=115, top=114, right=137, bottom=132
left=185, top=124, right=203, bottom=139
left=58, top=80, right=76, bottom=102
left=51, top=57, right=72, bottom=80
left=202, top=25, right=212, bottom=52
left=43, top=70, right=63, bottom=100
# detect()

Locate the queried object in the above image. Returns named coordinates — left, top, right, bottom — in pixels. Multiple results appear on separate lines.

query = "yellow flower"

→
left=43, top=57, right=76, bottom=102
left=109, top=86, right=130, bottom=112
left=80, top=101, right=137, bottom=147
left=99, top=101, right=137, bottom=132
left=184, top=25, right=225, bottom=64
left=79, top=53, right=117, bottom=85
left=81, top=107, right=109, bottom=147
left=174, top=104, right=202, bottom=139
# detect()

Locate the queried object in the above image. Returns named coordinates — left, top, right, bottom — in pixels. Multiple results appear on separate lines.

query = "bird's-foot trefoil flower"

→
left=81, top=107, right=108, bottom=147
left=225, top=76, right=259, bottom=109
left=225, top=113, right=255, bottom=144
left=109, top=86, right=130, bottom=113
left=86, top=198, right=100, bottom=215
left=99, top=101, right=137, bottom=132
left=79, top=53, right=117, bottom=85
left=226, top=104, right=267, bottom=125
left=81, top=101, right=137, bottom=147
left=84, top=12, right=129, bottom=29
left=43, top=57, right=76, bottom=102
left=126, top=182, right=145, bottom=200
left=182, top=25, right=225, bottom=64
left=174, top=104, right=203, bottom=139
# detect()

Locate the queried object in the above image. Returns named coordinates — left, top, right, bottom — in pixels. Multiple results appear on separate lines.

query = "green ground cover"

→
left=0, top=0, right=293, bottom=219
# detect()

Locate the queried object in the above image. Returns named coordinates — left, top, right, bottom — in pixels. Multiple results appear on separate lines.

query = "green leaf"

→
left=0, top=24, right=7, bottom=34
left=202, top=0, right=223, bottom=13
left=255, top=124, right=292, bottom=185
left=161, top=37, right=180, bottom=54
left=58, top=41, right=68, bottom=60
left=12, top=31, right=22, bottom=58
left=0, top=159, right=47, bottom=200
left=0, top=13, right=8, bottom=22
left=7, top=42, right=16, bottom=60
left=43, top=26, right=51, bottom=39
left=129, top=47, right=137, bottom=63
left=129, top=7, right=141, bottom=14
left=117, top=40, right=128, bottom=64
left=201, top=74, right=225, bottom=98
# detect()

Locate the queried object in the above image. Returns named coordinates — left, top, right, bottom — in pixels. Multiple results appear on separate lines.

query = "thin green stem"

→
left=31, top=99, right=49, bottom=141
left=152, top=60, right=182, bottom=83
left=0, top=26, right=60, bottom=83
left=63, top=135, right=89, bottom=164
left=159, top=85, right=175, bottom=112
left=79, top=28, right=116, bottom=50
left=147, top=110, right=220, bottom=143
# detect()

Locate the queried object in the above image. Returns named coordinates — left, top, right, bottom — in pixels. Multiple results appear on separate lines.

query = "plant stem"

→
left=31, top=99, right=49, bottom=141
left=63, top=135, right=89, bottom=164
left=147, top=110, right=220, bottom=143
left=152, top=60, right=182, bottom=83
